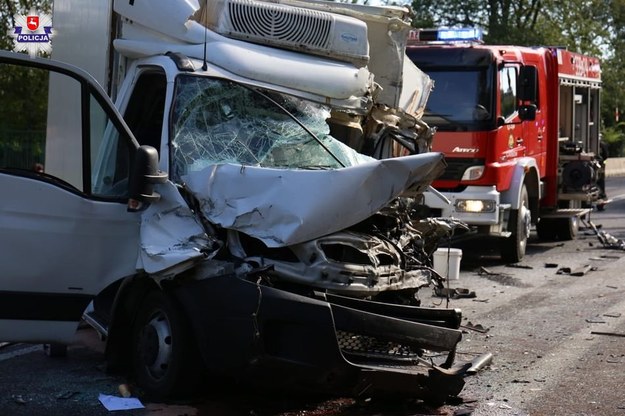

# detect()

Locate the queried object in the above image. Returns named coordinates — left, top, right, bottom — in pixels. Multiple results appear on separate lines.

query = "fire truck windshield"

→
left=421, top=68, right=494, bottom=130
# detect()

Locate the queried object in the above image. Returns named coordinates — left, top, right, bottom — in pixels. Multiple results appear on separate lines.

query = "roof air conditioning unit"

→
left=193, top=0, right=369, bottom=67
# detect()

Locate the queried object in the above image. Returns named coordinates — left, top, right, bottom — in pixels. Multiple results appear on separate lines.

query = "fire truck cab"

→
left=407, top=28, right=602, bottom=262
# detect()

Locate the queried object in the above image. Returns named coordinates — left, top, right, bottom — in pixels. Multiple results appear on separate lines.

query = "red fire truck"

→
left=406, top=28, right=603, bottom=262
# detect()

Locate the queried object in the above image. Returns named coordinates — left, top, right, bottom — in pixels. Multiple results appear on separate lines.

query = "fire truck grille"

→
left=439, top=158, right=484, bottom=181
left=337, top=330, right=421, bottom=360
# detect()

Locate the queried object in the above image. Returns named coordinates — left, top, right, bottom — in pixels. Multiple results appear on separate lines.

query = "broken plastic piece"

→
left=434, top=287, right=476, bottom=299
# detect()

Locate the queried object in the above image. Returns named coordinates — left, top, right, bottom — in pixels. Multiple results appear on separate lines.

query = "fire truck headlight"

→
left=455, top=199, right=496, bottom=213
left=461, top=165, right=485, bottom=180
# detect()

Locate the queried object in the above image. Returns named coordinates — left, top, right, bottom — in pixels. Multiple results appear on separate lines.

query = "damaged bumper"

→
left=174, top=273, right=465, bottom=399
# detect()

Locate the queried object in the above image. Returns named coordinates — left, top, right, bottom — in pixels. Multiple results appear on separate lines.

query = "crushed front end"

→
left=173, top=269, right=466, bottom=401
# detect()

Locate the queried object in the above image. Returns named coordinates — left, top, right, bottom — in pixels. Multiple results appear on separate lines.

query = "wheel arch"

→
left=104, top=274, right=160, bottom=373
left=501, top=158, right=540, bottom=219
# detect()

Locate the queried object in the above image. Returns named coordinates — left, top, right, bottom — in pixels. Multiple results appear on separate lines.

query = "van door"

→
left=0, top=51, right=141, bottom=344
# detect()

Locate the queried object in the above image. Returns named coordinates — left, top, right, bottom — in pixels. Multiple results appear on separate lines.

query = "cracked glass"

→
left=171, top=76, right=372, bottom=179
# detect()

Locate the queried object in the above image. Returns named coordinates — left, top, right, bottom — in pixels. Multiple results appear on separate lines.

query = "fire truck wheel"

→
left=556, top=216, right=579, bottom=240
left=132, top=290, right=204, bottom=398
left=501, top=185, right=530, bottom=263
left=536, top=219, right=558, bottom=240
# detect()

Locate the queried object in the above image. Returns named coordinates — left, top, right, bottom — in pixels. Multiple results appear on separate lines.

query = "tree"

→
left=410, top=0, right=609, bottom=51
left=0, top=1, right=52, bottom=167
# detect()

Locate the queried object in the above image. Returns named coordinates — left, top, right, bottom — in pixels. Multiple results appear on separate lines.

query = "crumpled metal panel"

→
left=181, top=152, right=445, bottom=247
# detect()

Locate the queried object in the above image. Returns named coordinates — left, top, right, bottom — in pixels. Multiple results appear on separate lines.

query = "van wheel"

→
left=43, top=343, right=67, bottom=357
left=132, top=291, right=203, bottom=398
left=501, top=185, right=530, bottom=263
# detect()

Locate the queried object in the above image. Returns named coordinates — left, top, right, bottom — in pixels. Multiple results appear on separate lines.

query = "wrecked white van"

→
left=0, top=0, right=470, bottom=402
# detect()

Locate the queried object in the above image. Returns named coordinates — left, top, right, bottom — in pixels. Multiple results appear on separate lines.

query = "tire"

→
left=43, top=343, right=67, bottom=358
left=501, top=184, right=531, bottom=263
left=536, top=218, right=557, bottom=241
left=132, top=290, right=203, bottom=398
left=556, top=216, right=579, bottom=241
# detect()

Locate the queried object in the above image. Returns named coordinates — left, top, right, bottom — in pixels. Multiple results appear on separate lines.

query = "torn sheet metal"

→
left=235, top=230, right=432, bottom=295
left=182, top=152, right=445, bottom=247
left=138, top=181, right=220, bottom=275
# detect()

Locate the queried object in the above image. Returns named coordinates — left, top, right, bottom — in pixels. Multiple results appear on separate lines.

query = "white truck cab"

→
left=0, top=0, right=473, bottom=401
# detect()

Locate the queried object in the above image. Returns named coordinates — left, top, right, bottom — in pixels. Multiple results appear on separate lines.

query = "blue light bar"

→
left=438, top=28, right=483, bottom=42
left=409, top=28, right=484, bottom=43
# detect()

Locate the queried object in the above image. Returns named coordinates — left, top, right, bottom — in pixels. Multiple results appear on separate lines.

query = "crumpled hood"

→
left=181, top=152, right=446, bottom=247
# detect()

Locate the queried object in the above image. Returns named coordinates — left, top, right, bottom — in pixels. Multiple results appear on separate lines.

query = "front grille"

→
left=337, top=330, right=420, bottom=361
left=439, top=158, right=483, bottom=181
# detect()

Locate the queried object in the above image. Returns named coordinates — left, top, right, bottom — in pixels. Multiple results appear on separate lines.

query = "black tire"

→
left=501, top=185, right=531, bottom=263
left=556, top=216, right=579, bottom=241
left=132, top=290, right=203, bottom=398
left=536, top=218, right=557, bottom=241
left=43, top=343, right=67, bottom=358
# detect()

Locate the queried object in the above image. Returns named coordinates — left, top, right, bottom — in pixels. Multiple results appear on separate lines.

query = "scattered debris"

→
left=506, top=263, right=533, bottom=269
left=545, top=263, right=558, bottom=268
left=462, top=322, right=489, bottom=333
left=98, top=393, right=144, bottom=411
left=56, top=391, right=79, bottom=400
left=434, top=287, right=477, bottom=299
left=118, top=384, right=132, bottom=398
left=603, top=312, right=622, bottom=318
left=556, top=265, right=596, bottom=276
left=478, top=266, right=505, bottom=276
left=12, top=395, right=26, bottom=405
left=606, top=286, right=619, bottom=290
left=570, top=265, right=596, bottom=276
left=591, top=331, right=625, bottom=338
left=582, top=219, right=625, bottom=250
left=466, top=352, right=494, bottom=375
left=586, top=316, right=606, bottom=324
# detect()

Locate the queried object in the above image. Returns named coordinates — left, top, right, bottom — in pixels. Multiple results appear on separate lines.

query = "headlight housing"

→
left=455, top=199, right=496, bottom=213
left=461, top=165, right=485, bottom=181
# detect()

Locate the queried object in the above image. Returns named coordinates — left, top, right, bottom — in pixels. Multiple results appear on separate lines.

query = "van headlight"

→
left=455, top=199, right=496, bottom=213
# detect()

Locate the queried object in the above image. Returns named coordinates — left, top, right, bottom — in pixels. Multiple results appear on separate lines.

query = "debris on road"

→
left=556, top=265, right=596, bottom=276
left=466, top=352, right=494, bottom=375
left=591, top=331, right=625, bottom=338
left=434, top=287, right=477, bottom=299
left=583, top=219, right=625, bottom=250
left=505, top=263, right=533, bottom=269
left=462, top=322, right=489, bottom=333
left=98, top=393, right=144, bottom=411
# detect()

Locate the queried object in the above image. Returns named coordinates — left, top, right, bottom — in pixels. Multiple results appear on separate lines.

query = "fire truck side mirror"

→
left=518, top=104, right=537, bottom=121
left=518, top=66, right=538, bottom=102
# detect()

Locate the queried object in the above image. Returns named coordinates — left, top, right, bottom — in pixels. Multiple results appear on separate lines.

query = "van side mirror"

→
left=127, top=145, right=168, bottom=212
left=518, top=66, right=537, bottom=102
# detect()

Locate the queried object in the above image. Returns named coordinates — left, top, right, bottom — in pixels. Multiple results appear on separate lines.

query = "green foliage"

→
left=0, top=0, right=52, bottom=166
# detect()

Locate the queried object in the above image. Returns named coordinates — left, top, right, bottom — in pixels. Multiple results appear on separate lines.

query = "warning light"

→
left=408, top=28, right=484, bottom=44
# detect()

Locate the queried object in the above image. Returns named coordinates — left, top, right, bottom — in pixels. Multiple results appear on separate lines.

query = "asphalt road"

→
left=1, top=177, right=625, bottom=416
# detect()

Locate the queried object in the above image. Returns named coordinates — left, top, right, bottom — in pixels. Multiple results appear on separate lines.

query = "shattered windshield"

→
left=422, top=68, right=494, bottom=129
left=171, top=75, right=372, bottom=178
